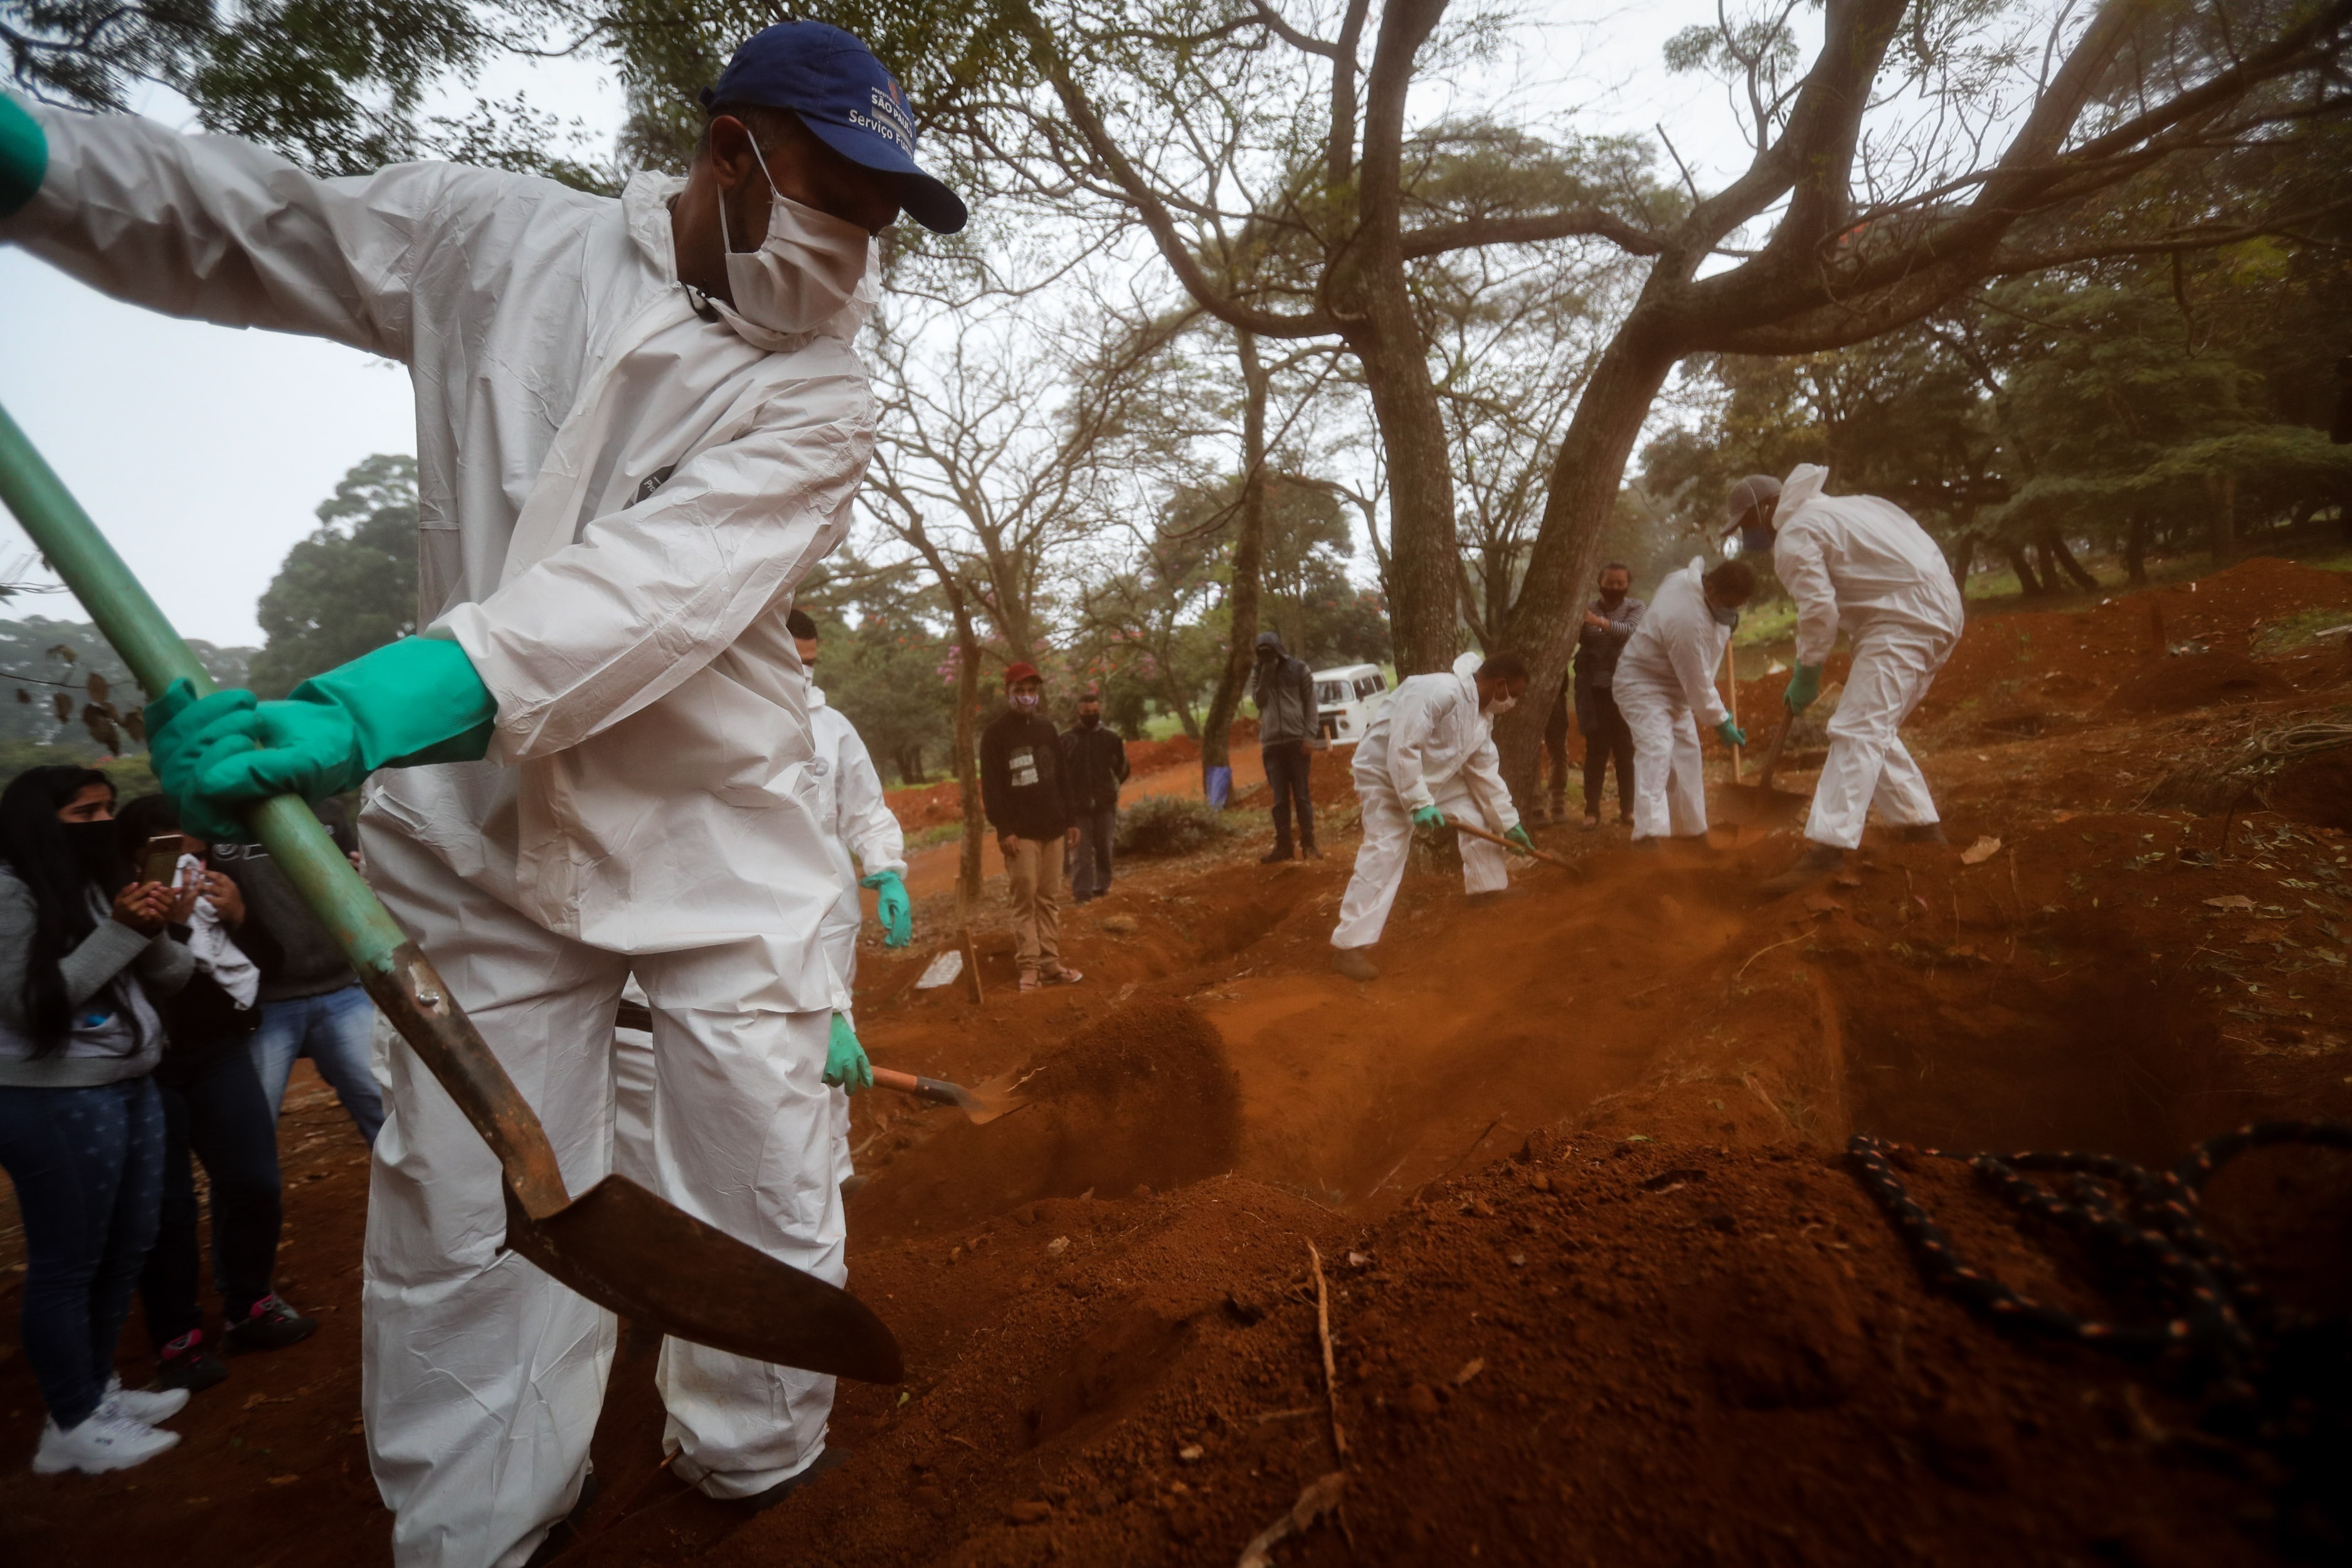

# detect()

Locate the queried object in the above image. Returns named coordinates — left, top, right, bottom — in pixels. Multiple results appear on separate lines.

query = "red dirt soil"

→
left=4, top=556, right=2351, bottom=1567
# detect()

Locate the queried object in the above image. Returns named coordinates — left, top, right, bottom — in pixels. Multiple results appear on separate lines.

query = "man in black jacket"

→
left=1573, top=563, right=1645, bottom=829
left=1251, top=630, right=1322, bottom=862
left=981, top=662, right=1084, bottom=992
left=1060, top=687, right=1128, bottom=905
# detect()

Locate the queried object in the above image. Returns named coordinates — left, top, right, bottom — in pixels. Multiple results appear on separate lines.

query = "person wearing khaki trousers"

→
left=980, top=663, right=1085, bottom=993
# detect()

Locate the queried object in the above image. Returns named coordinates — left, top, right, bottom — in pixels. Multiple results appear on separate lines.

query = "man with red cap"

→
left=6, top=17, right=965, bottom=1562
left=981, top=663, right=1084, bottom=991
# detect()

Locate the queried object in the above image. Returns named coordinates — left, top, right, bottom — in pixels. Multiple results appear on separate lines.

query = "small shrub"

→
left=1113, top=795, right=1231, bottom=858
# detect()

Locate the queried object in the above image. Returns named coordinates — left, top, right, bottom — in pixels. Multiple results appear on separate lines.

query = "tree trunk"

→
left=1488, top=328, right=1680, bottom=808
left=2208, top=474, right=2239, bottom=566
left=946, top=591, right=986, bottom=912
left=2002, top=539, right=2045, bottom=596
left=2039, top=526, right=2098, bottom=591
left=1343, top=314, right=1458, bottom=676
left=1944, top=531, right=1976, bottom=603
left=2124, top=514, right=2149, bottom=585
left=1163, top=682, right=1201, bottom=741
left=1199, top=331, right=1269, bottom=775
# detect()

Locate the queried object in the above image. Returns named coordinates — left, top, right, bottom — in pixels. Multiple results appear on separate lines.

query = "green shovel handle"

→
left=0, top=402, right=569, bottom=1217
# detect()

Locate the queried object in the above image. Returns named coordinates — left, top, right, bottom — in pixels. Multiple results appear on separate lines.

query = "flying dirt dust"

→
left=3, top=557, right=2349, bottom=1568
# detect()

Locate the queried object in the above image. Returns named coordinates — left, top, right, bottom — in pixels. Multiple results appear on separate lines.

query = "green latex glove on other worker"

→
left=0, top=93, right=45, bottom=220
left=1411, top=805, right=1448, bottom=830
left=824, top=1012, right=872, bottom=1093
left=1503, top=824, right=1535, bottom=856
left=1783, top=662, right=1823, bottom=714
left=146, top=637, right=497, bottom=841
left=1714, top=718, right=1748, bottom=748
left=860, top=869, right=913, bottom=948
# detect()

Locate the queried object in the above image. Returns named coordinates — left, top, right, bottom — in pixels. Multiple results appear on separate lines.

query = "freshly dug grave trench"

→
left=849, top=1000, right=1242, bottom=1241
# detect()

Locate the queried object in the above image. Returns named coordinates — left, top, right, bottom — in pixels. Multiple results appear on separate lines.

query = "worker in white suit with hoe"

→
left=1330, top=653, right=1536, bottom=982
left=613, top=605, right=911, bottom=1197
left=1728, top=467, right=1965, bottom=894
left=1612, top=556, right=1757, bottom=847
left=3, top=19, right=965, bottom=1565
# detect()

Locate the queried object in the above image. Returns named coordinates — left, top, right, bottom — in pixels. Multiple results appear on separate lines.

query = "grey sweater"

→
left=0, top=865, right=193, bottom=1087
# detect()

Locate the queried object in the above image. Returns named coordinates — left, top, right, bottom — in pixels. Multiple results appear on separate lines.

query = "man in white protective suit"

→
left=617, top=608, right=914, bottom=1197
left=1727, top=467, right=1966, bottom=894
left=1328, top=653, right=1537, bottom=982
left=2, top=20, right=966, bottom=1565
left=1612, top=556, right=1757, bottom=848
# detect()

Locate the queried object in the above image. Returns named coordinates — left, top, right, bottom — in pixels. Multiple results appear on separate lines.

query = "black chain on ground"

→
left=1847, top=1120, right=2352, bottom=1398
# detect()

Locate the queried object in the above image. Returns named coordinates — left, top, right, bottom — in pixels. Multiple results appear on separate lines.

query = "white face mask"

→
left=715, top=140, right=874, bottom=336
left=1485, top=694, right=1517, bottom=716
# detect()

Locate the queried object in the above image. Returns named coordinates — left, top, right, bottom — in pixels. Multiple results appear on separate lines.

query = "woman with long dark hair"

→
left=0, top=765, right=194, bottom=1474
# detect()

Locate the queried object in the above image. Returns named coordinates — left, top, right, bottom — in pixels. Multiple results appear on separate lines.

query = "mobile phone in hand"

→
left=140, top=834, right=184, bottom=889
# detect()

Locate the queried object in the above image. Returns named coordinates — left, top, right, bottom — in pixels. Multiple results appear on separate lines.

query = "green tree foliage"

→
left=5, top=0, right=617, bottom=188
left=248, top=453, right=418, bottom=698
left=1648, top=202, right=2352, bottom=600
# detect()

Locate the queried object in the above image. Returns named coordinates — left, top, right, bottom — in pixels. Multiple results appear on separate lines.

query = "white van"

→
left=1313, top=663, right=1390, bottom=743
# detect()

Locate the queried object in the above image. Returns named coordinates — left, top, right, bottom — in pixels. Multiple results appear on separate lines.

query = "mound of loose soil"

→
left=701, top=1132, right=2347, bottom=1568
left=849, top=1001, right=1242, bottom=1241
left=2102, top=650, right=2292, bottom=716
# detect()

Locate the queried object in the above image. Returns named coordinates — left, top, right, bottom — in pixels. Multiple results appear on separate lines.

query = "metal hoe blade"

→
left=504, top=1178, right=901, bottom=1382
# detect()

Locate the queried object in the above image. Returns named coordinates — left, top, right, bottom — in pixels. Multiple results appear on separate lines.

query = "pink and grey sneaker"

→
left=225, top=1295, right=319, bottom=1355
left=154, top=1330, right=228, bottom=1392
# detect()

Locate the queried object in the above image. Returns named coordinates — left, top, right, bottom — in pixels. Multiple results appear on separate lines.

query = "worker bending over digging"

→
left=1613, top=557, right=1756, bottom=848
left=1729, top=467, right=1965, bottom=894
left=1330, top=655, right=1536, bottom=982
left=4, top=20, right=965, bottom=1564
left=615, top=607, right=913, bottom=1210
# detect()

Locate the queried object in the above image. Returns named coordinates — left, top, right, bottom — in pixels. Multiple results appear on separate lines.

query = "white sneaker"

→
left=103, top=1375, right=191, bottom=1425
left=31, top=1411, right=180, bottom=1475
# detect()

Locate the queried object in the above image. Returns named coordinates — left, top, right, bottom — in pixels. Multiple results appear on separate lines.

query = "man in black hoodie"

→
left=980, top=662, right=1084, bottom=992
left=1251, top=630, right=1321, bottom=862
left=1059, top=687, right=1128, bottom=904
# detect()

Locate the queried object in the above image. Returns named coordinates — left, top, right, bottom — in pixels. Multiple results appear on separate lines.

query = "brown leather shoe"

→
left=1331, top=947, right=1379, bottom=982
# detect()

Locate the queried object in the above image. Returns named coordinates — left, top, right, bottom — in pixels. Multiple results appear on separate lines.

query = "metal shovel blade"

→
left=871, top=1065, right=1030, bottom=1126
left=503, top=1177, right=903, bottom=1382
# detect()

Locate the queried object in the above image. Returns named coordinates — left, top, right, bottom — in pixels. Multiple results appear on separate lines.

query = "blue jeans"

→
left=139, top=1046, right=283, bottom=1344
left=250, top=984, right=383, bottom=1145
left=0, top=1078, right=165, bottom=1429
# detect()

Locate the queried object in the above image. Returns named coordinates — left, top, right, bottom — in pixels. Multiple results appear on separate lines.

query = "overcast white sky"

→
left=0, top=1, right=1762, bottom=647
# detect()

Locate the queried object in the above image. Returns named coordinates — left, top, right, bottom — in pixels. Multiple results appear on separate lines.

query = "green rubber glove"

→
left=145, top=638, right=497, bottom=840
left=860, top=869, right=913, bottom=948
left=1503, top=824, right=1535, bottom=856
left=0, top=93, right=46, bottom=220
left=824, top=1012, right=872, bottom=1093
left=1411, top=805, right=1448, bottom=830
left=1783, top=662, right=1823, bottom=714
left=1715, top=718, right=1749, bottom=748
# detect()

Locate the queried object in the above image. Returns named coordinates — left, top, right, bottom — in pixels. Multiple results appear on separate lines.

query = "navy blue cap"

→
left=702, top=21, right=967, bottom=234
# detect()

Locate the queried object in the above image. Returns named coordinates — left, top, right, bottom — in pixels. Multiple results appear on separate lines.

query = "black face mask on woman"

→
left=58, top=819, right=125, bottom=890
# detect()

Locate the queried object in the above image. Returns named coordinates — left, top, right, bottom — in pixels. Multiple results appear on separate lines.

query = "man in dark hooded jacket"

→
left=1251, top=631, right=1322, bottom=862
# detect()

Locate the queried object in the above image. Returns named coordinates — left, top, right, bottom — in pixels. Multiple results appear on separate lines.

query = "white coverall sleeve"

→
left=1458, top=736, right=1520, bottom=835
left=2, top=99, right=509, bottom=360
left=1382, top=682, right=1442, bottom=812
left=835, top=725, right=908, bottom=879
left=1668, top=624, right=1732, bottom=729
left=436, top=371, right=877, bottom=761
left=1777, top=519, right=1843, bottom=669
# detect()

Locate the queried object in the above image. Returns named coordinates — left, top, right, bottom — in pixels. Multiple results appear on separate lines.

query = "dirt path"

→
left=4, top=557, right=2350, bottom=1566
